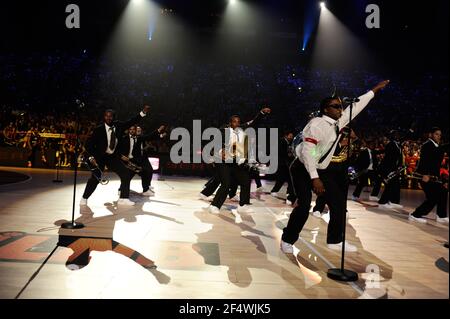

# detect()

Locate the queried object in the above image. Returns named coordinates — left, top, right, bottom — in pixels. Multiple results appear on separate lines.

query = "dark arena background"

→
left=0, top=0, right=448, bottom=309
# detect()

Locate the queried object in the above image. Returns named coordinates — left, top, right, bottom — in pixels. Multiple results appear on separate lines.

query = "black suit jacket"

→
left=85, top=114, right=144, bottom=161
left=416, top=140, right=446, bottom=177
left=378, top=141, right=403, bottom=176
left=278, top=137, right=294, bottom=166
left=354, top=148, right=379, bottom=172
left=118, top=130, right=161, bottom=161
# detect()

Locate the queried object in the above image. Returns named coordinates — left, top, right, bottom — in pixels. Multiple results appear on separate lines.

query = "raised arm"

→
left=118, top=105, right=151, bottom=130
left=242, top=107, right=271, bottom=129
left=338, top=80, right=390, bottom=130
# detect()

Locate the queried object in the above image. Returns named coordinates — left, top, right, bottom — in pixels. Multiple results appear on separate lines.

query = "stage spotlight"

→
left=320, top=2, right=325, bottom=8
left=229, top=0, right=236, bottom=5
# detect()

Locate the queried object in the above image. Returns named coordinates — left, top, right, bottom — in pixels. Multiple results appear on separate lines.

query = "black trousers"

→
left=211, top=163, right=251, bottom=209
left=201, top=165, right=236, bottom=198
left=282, top=159, right=348, bottom=245
left=412, top=182, right=448, bottom=218
left=271, top=163, right=295, bottom=201
left=83, top=154, right=131, bottom=199
left=352, top=170, right=379, bottom=198
left=378, top=176, right=401, bottom=204
left=313, top=194, right=326, bottom=213
left=130, top=157, right=154, bottom=192
left=252, top=171, right=262, bottom=188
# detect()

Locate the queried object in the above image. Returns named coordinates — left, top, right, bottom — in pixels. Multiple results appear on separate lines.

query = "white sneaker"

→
left=199, top=193, right=212, bottom=201
left=237, top=205, right=254, bottom=213
left=436, top=217, right=449, bottom=224
left=379, top=203, right=395, bottom=210
left=389, top=202, right=403, bottom=209
left=327, top=241, right=358, bottom=253
left=270, top=192, right=278, bottom=197
left=80, top=198, right=87, bottom=206
left=369, top=196, right=379, bottom=201
left=408, top=215, right=427, bottom=224
left=208, top=205, right=220, bottom=214
left=280, top=240, right=294, bottom=254
left=117, top=198, right=135, bottom=206
left=255, top=187, right=265, bottom=193
left=141, top=190, right=154, bottom=196
left=286, top=199, right=293, bottom=206
left=230, top=194, right=240, bottom=202
left=351, top=195, right=359, bottom=201
left=311, top=211, right=322, bottom=218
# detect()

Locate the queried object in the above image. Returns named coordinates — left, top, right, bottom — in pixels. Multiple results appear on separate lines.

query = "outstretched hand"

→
left=372, top=80, right=390, bottom=94
left=157, top=125, right=166, bottom=133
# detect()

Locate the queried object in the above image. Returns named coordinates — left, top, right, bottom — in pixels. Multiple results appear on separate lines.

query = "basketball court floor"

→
left=0, top=167, right=448, bottom=299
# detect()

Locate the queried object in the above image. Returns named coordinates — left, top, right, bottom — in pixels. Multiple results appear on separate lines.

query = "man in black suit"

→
left=351, top=139, right=380, bottom=201
left=378, top=130, right=404, bottom=209
left=208, top=107, right=271, bottom=214
left=410, top=127, right=448, bottom=224
left=270, top=130, right=295, bottom=205
left=118, top=124, right=166, bottom=196
left=80, top=105, right=150, bottom=206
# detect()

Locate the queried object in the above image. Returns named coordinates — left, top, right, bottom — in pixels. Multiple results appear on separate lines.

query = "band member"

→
left=409, top=127, right=449, bottom=223
left=270, top=130, right=296, bottom=205
left=80, top=105, right=150, bottom=206
left=118, top=124, right=166, bottom=196
left=312, top=128, right=352, bottom=220
left=208, top=107, right=271, bottom=214
left=351, top=139, right=380, bottom=201
left=199, top=108, right=270, bottom=201
left=280, top=80, right=390, bottom=254
left=369, top=136, right=390, bottom=200
left=378, top=130, right=404, bottom=209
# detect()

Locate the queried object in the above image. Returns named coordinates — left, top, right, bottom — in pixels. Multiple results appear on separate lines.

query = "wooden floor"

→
left=0, top=166, right=448, bottom=299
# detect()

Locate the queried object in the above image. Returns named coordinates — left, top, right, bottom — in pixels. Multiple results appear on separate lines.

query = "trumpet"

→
left=408, top=172, right=443, bottom=184
left=82, top=155, right=109, bottom=185
left=383, top=166, right=407, bottom=184
left=120, top=155, right=142, bottom=173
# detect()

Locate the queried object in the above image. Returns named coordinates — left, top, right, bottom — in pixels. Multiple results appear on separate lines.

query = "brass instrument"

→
left=120, top=155, right=143, bottom=173
left=383, top=166, right=407, bottom=184
left=408, top=172, right=443, bottom=184
left=82, top=155, right=109, bottom=185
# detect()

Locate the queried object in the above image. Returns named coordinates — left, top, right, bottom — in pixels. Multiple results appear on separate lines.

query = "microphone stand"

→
left=327, top=100, right=358, bottom=282
left=61, top=101, right=85, bottom=230
left=52, top=147, right=63, bottom=183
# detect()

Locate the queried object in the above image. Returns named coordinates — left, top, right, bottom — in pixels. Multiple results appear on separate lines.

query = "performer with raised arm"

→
left=409, top=127, right=449, bottom=224
left=280, top=80, right=390, bottom=254
left=207, top=107, right=271, bottom=214
left=118, top=124, right=166, bottom=197
left=80, top=105, right=151, bottom=206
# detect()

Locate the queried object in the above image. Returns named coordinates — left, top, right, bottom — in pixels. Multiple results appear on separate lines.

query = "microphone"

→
left=342, top=97, right=360, bottom=103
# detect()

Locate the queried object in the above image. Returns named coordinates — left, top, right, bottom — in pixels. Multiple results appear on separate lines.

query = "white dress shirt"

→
left=296, top=90, right=375, bottom=179
left=221, top=127, right=247, bottom=165
left=128, top=135, right=137, bottom=159
left=367, top=148, right=374, bottom=170
left=105, top=123, right=117, bottom=154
